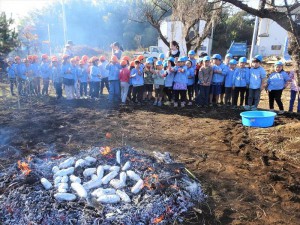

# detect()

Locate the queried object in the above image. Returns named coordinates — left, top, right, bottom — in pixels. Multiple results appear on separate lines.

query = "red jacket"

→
left=119, top=67, right=130, bottom=82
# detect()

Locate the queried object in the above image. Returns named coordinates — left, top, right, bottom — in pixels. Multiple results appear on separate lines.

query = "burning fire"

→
left=17, top=160, right=31, bottom=175
left=101, top=146, right=111, bottom=155
left=153, top=214, right=164, bottom=224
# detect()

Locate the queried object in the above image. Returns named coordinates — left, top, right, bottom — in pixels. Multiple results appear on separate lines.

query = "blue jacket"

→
left=232, top=67, right=250, bottom=87
left=89, top=65, right=101, bottom=82
left=130, top=68, right=144, bottom=86
left=173, top=66, right=188, bottom=84
left=40, top=62, right=51, bottom=79
left=6, top=64, right=16, bottom=79
left=61, top=63, right=74, bottom=80
left=212, top=63, right=227, bottom=83
left=164, top=69, right=175, bottom=87
left=186, top=67, right=195, bottom=85
left=225, top=68, right=235, bottom=87
left=16, top=63, right=27, bottom=80
left=78, top=67, right=88, bottom=83
left=106, top=63, right=121, bottom=81
left=189, top=58, right=197, bottom=71
left=31, top=63, right=40, bottom=77
left=51, top=65, right=62, bottom=83
left=99, top=61, right=109, bottom=78
left=249, top=66, right=266, bottom=89
left=267, top=70, right=290, bottom=91
left=153, top=70, right=165, bottom=86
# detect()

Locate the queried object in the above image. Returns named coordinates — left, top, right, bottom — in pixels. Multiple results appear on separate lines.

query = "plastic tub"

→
left=240, top=111, right=277, bottom=128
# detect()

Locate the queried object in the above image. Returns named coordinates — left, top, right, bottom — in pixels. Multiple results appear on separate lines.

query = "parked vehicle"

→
left=133, top=46, right=163, bottom=58
left=227, top=41, right=247, bottom=60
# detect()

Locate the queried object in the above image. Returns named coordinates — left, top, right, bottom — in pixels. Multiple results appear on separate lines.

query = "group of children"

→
left=5, top=51, right=300, bottom=113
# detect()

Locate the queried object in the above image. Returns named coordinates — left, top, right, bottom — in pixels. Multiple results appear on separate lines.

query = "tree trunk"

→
left=288, top=32, right=300, bottom=85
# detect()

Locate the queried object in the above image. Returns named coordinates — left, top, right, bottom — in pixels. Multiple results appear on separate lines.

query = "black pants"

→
left=90, top=81, right=100, bottom=98
left=42, top=78, right=50, bottom=95
left=187, top=85, right=194, bottom=101
left=225, top=87, right=233, bottom=104
left=54, top=82, right=63, bottom=99
left=100, top=77, right=109, bottom=94
left=127, top=85, right=133, bottom=101
left=132, top=85, right=144, bottom=103
left=34, top=77, right=41, bottom=95
left=233, top=87, right=246, bottom=106
left=164, top=87, right=173, bottom=101
left=174, top=90, right=186, bottom=103
left=268, top=89, right=284, bottom=110
left=80, top=82, right=88, bottom=96
left=9, top=78, right=17, bottom=95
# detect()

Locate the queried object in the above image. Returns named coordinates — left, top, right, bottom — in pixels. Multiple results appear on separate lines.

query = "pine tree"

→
left=0, top=12, right=19, bottom=55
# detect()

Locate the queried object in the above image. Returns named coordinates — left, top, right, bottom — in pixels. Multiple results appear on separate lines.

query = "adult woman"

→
left=169, top=40, right=180, bottom=58
left=111, top=42, right=123, bottom=60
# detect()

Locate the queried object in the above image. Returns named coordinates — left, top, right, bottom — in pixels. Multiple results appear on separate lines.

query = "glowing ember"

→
left=17, top=160, right=31, bottom=176
left=101, top=146, right=111, bottom=155
left=153, top=214, right=164, bottom=224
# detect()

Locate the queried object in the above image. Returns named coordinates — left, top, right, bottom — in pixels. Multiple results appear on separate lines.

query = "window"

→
left=271, top=45, right=281, bottom=50
left=200, top=45, right=207, bottom=51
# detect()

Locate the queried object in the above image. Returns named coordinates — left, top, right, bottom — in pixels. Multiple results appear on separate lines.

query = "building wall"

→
left=256, top=18, right=288, bottom=57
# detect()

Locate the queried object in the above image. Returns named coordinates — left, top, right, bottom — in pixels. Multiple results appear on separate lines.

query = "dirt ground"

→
left=0, top=83, right=299, bottom=224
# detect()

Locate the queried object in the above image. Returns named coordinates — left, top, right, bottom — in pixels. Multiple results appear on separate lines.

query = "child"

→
left=99, top=55, right=109, bottom=95
left=224, top=59, right=237, bottom=106
left=164, top=57, right=175, bottom=106
left=30, top=55, right=40, bottom=96
left=153, top=61, right=165, bottom=106
left=198, top=56, right=213, bottom=107
left=51, top=56, right=63, bottom=99
left=173, top=57, right=188, bottom=107
left=186, top=60, right=195, bottom=105
left=106, top=55, right=121, bottom=103
left=15, top=57, right=27, bottom=96
left=247, top=55, right=267, bottom=110
left=69, top=58, right=78, bottom=99
left=40, top=54, right=51, bottom=96
left=159, top=53, right=165, bottom=62
left=232, top=57, right=250, bottom=109
left=224, top=53, right=232, bottom=66
left=266, top=61, right=290, bottom=114
left=210, top=54, right=227, bottom=106
left=288, top=70, right=300, bottom=113
left=89, top=57, right=101, bottom=99
left=119, top=60, right=130, bottom=104
left=6, top=57, right=17, bottom=96
left=78, top=60, right=89, bottom=98
left=130, top=60, right=144, bottom=104
left=61, top=55, right=73, bottom=99
left=143, top=58, right=155, bottom=101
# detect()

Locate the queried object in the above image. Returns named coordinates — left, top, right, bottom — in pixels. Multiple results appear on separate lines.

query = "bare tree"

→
left=130, top=0, right=223, bottom=52
left=220, top=0, right=300, bottom=83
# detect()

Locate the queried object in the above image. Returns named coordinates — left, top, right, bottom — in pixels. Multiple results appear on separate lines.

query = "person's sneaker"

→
left=251, top=106, right=257, bottom=111
left=153, top=101, right=157, bottom=106
left=278, top=110, right=285, bottom=115
left=269, top=109, right=275, bottom=112
left=220, top=101, right=224, bottom=105
left=187, top=101, right=193, bottom=106
left=181, top=102, right=185, bottom=107
left=232, top=106, right=237, bottom=110
left=174, top=102, right=178, bottom=107
left=157, top=101, right=162, bottom=107
left=243, top=105, right=250, bottom=110
left=164, top=101, right=171, bottom=106
left=209, top=103, right=213, bottom=107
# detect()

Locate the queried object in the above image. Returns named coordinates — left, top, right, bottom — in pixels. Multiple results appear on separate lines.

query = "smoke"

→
left=0, top=128, right=11, bottom=145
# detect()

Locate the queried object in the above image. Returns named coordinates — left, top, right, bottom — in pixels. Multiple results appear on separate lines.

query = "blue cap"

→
left=229, top=59, right=237, bottom=65
left=203, top=56, right=210, bottom=61
left=178, top=57, right=186, bottom=62
left=168, top=57, right=175, bottom=62
left=253, top=55, right=263, bottom=62
left=212, top=54, right=222, bottom=60
left=159, top=53, right=165, bottom=59
left=225, top=53, right=233, bottom=58
left=239, top=57, right=247, bottom=63
left=163, top=61, right=168, bottom=67
left=188, top=50, right=196, bottom=55
left=274, top=61, right=283, bottom=66
left=183, top=56, right=189, bottom=61
left=146, top=58, right=153, bottom=64
left=156, top=60, right=163, bottom=66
